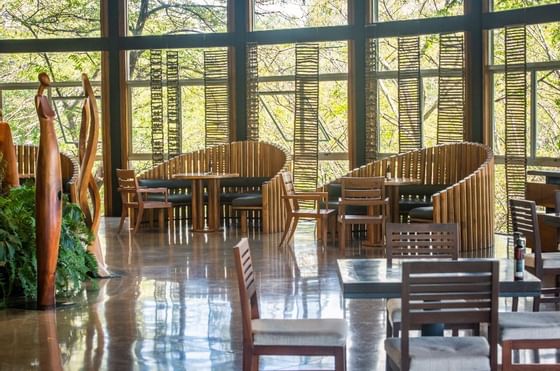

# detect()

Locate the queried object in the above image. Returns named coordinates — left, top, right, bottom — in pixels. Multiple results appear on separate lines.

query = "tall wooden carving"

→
left=398, top=36, right=422, bottom=153
left=505, top=25, right=527, bottom=226
left=204, top=49, right=230, bottom=147
left=79, top=74, right=110, bottom=277
left=293, top=43, right=319, bottom=192
left=437, top=33, right=465, bottom=144
left=0, top=121, right=19, bottom=189
left=35, top=73, right=62, bottom=309
left=365, top=38, right=378, bottom=162
left=247, top=43, right=260, bottom=141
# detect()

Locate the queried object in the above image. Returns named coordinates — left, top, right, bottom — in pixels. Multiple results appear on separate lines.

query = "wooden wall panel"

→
left=365, top=38, right=378, bottom=162
left=166, top=50, right=181, bottom=159
left=150, top=49, right=164, bottom=165
left=398, top=36, right=422, bottom=153
left=204, top=49, right=230, bottom=147
left=246, top=43, right=259, bottom=141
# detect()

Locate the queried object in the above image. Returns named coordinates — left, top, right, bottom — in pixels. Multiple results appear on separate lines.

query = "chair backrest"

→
left=340, top=176, right=385, bottom=202
left=233, top=238, right=260, bottom=345
left=386, top=223, right=460, bottom=266
left=400, top=260, right=499, bottom=371
left=509, top=199, right=543, bottom=276
left=116, top=169, right=140, bottom=203
left=280, top=171, right=299, bottom=211
left=555, top=190, right=560, bottom=211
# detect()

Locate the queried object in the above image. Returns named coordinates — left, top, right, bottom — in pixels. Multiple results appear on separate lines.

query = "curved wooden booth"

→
left=320, top=142, right=495, bottom=253
left=14, top=144, right=80, bottom=203
left=138, top=141, right=288, bottom=233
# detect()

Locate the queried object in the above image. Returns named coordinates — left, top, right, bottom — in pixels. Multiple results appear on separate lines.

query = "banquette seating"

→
left=319, top=142, right=495, bottom=253
left=138, top=141, right=289, bottom=233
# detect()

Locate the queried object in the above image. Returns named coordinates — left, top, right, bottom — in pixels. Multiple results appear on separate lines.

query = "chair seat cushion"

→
left=147, top=193, right=192, bottom=205
left=499, top=312, right=560, bottom=341
left=525, top=253, right=560, bottom=269
left=232, top=194, right=262, bottom=207
left=409, top=206, right=434, bottom=220
left=138, top=178, right=192, bottom=190
left=399, top=199, right=433, bottom=213
left=221, top=176, right=270, bottom=188
left=386, top=298, right=402, bottom=324
left=385, top=336, right=490, bottom=371
left=252, top=318, right=347, bottom=347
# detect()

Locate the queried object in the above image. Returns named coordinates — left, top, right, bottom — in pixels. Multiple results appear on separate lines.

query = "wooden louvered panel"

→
left=293, top=43, right=319, bottom=192
left=166, top=51, right=181, bottom=159
left=247, top=43, right=259, bottom=141
left=365, top=38, right=378, bottom=162
left=150, top=49, right=164, bottom=165
left=398, top=36, right=422, bottom=153
left=437, top=33, right=465, bottom=144
left=204, top=49, right=230, bottom=148
left=504, top=26, right=527, bottom=215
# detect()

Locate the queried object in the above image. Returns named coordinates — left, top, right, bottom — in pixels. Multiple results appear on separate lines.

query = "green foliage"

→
left=0, top=185, right=97, bottom=301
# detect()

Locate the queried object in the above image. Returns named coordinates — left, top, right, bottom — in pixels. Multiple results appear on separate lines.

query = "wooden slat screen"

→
left=293, top=43, right=319, bottom=192
left=365, top=38, right=378, bottom=162
left=166, top=50, right=181, bottom=159
left=398, top=36, right=422, bottom=153
left=204, top=49, right=230, bottom=148
left=150, top=49, right=164, bottom=165
left=504, top=25, right=527, bottom=224
left=437, top=33, right=465, bottom=144
left=247, top=43, right=259, bottom=141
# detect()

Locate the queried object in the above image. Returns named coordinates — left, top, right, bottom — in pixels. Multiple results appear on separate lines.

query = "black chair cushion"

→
left=399, top=184, right=450, bottom=199
left=220, top=177, right=270, bottom=188
left=232, top=195, right=263, bottom=207
left=221, top=192, right=260, bottom=204
left=146, top=193, right=193, bottom=205
left=409, top=206, right=434, bottom=220
left=138, top=179, right=192, bottom=190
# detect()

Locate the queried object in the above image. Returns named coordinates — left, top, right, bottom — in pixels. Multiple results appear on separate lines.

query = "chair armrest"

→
left=282, top=193, right=327, bottom=201
left=138, top=187, right=169, bottom=194
left=339, top=197, right=389, bottom=206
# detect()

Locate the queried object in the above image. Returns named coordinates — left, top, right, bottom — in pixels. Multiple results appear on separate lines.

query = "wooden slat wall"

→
left=14, top=144, right=79, bottom=204
left=138, top=140, right=288, bottom=233
left=150, top=49, right=165, bottom=165
left=437, top=33, right=465, bottom=144
left=319, top=142, right=495, bottom=253
left=398, top=36, right=422, bottom=153
left=293, top=43, right=319, bottom=193
left=166, top=50, right=181, bottom=158
left=246, top=43, right=259, bottom=142
left=365, top=37, right=378, bottom=162
left=504, top=25, right=527, bottom=232
left=204, top=49, right=230, bottom=147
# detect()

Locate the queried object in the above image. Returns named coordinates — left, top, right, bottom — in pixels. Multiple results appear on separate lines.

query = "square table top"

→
left=173, top=172, right=239, bottom=180
left=337, top=258, right=541, bottom=299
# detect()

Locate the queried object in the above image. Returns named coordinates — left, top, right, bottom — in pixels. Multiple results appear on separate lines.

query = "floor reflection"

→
left=0, top=220, right=556, bottom=370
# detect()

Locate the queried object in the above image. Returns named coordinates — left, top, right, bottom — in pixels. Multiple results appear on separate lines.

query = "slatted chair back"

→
left=281, top=171, right=299, bottom=211
left=116, top=169, right=140, bottom=205
left=509, top=199, right=543, bottom=277
left=339, top=176, right=385, bottom=208
left=401, top=260, right=499, bottom=371
left=233, top=238, right=260, bottom=345
left=386, top=223, right=460, bottom=266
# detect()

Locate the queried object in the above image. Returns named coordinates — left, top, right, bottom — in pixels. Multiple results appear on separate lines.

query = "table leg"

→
left=207, top=179, right=221, bottom=232
left=191, top=179, right=205, bottom=232
left=389, top=186, right=400, bottom=223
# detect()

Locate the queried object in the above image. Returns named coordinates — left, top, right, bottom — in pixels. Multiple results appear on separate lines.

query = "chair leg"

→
left=240, top=210, right=248, bottom=235
left=279, top=216, right=294, bottom=247
left=134, top=206, right=144, bottom=233
left=321, top=215, right=328, bottom=248
left=118, top=205, right=128, bottom=233
left=285, top=217, right=299, bottom=246
left=168, top=207, right=173, bottom=231
left=158, top=209, right=164, bottom=230
left=339, top=222, right=346, bottom=255
left=502, top=340, right=513, bottom=371
left=533, top=295, right=541, bottom=312
left=512, top=296, right=519, bottom=312
left=334, top=346, right=346, bottom=371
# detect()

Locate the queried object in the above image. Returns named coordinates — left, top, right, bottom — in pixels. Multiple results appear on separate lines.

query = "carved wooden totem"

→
left=35, top=72, right=62, bottom=309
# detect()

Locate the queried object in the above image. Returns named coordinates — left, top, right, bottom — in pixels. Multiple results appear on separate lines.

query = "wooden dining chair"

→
left=278, top=171, right=336, bottom=247
left=385, top=223, right=460, bottom=337
left=116, top=169, right=173, bottom=233
left=385, top=260, right=499, bottom=371
left=233, top=238, right=347, bottom=371
left=509, top=199, right=560, bottom=311
left=338, top=176, right=389, bottom=255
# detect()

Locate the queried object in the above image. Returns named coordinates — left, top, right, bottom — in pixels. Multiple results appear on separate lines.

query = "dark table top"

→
left=337, top=258, right=541, bottom=299
left=543, top=212, right=560, bottom=228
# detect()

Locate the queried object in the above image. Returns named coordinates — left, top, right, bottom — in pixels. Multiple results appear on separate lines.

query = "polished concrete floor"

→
left=0, top=218, right=556, bottom=370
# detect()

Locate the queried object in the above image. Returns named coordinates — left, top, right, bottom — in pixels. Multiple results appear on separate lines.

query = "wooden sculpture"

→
left=0, top=120, right=20, bottom=189
left=35, top=72, right=62, bottom=309
left=78, top=74, right=110, bottom=277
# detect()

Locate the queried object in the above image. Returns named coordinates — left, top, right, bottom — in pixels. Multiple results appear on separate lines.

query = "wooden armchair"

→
left=510, top=199, right=560, bottom=311
left=385, top=260, right=499, bottom=371
left=278, top=171, right=336, bottom=247
left=337, top=176, right=389, bottom=255
left=233, top=238, right=347, bottom=371
left=116, top=169, right=173, bottom=233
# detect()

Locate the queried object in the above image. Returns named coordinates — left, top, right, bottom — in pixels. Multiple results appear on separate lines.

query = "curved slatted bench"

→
left=138, top=140, right=288, bottom=233
left=319, top=142, right=495, bottom=253
left=14, top=144, right=80, bottom=203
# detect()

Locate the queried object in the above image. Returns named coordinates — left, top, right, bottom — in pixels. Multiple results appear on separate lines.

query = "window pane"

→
left=127, top=0, right=227, bottom=36
left=492, top=22, right=560, bottom=64
left=253, top=0, right=348, bottom=30
left=492, top=0, right=559, bottom=11
left=375, top=0, right=463, bottom=22
left=536, top=70, right=560, bottom=158
left=0, top=0, right=100, bottom=38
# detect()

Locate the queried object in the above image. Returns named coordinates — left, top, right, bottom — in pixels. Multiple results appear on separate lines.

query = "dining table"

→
left=173, top=172, right=239, bottom=232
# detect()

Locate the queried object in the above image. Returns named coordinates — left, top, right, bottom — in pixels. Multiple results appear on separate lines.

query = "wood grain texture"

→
left=0, top=122, right=20, bottom=189
left=35, top=72, right=62, bottom=310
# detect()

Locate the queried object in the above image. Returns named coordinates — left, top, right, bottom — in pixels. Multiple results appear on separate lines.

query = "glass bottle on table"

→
left=513, top=232, right=526, bottom=281
left=386, top=163, right=392, bottom=180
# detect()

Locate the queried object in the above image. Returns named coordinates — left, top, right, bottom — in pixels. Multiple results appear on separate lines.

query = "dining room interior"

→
left=1, top=1, right=560, bottom=370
